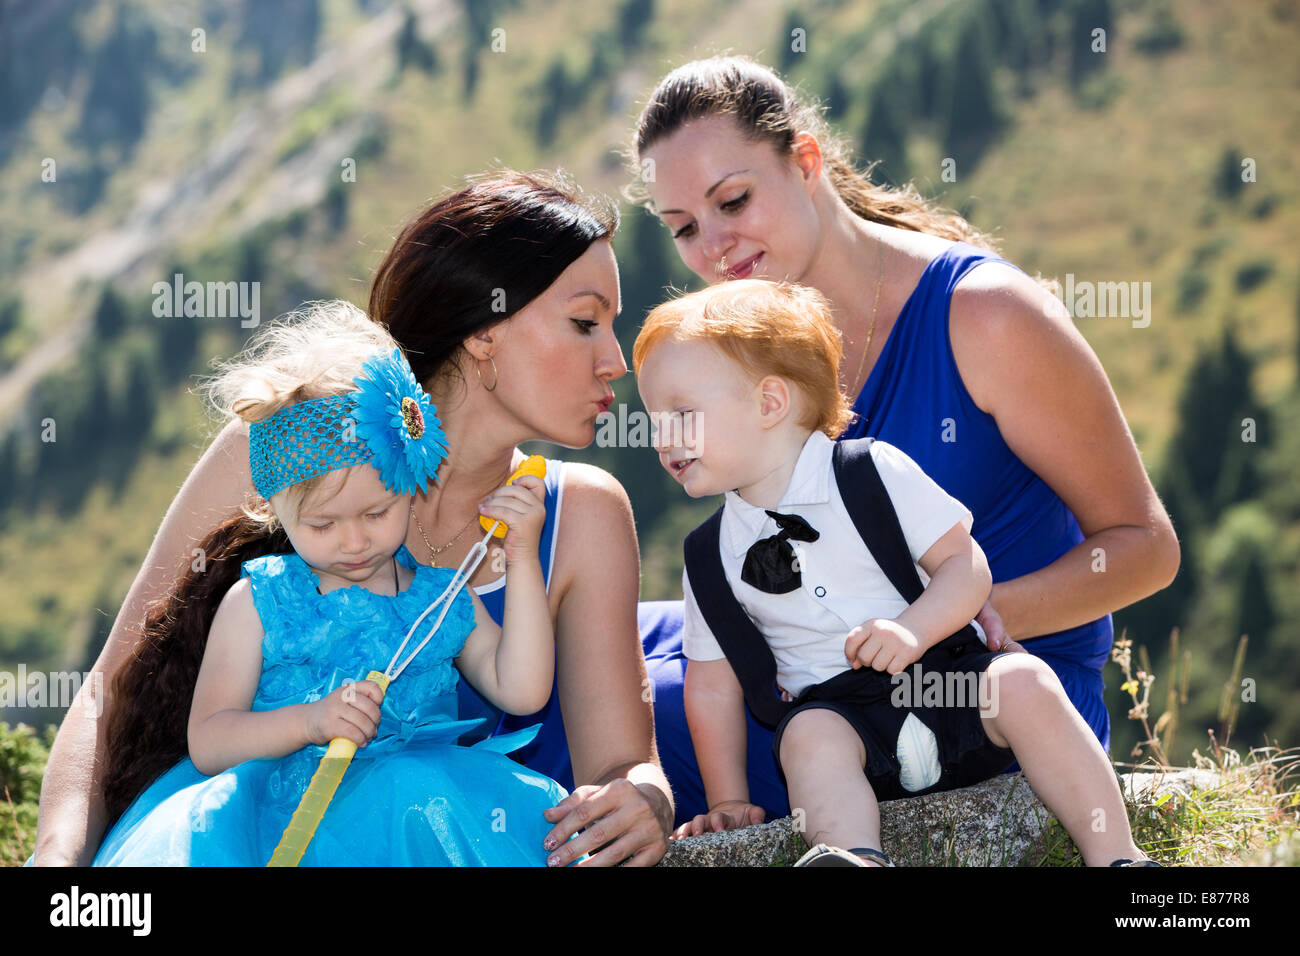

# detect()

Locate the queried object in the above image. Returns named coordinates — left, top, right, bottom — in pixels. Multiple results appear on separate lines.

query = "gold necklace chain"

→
left=849, top=236, right=886, bottom=399
left=410, top=503, right=478, bottom=568
left=408, top=457, right=521, bottom=567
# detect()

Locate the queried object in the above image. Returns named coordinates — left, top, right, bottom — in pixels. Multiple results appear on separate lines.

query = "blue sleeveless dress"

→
left=456, top=456, right=575, bottom=788
left=842, top=242, right=1113, bottom=740
left=93, top=545, right=567, bottom=866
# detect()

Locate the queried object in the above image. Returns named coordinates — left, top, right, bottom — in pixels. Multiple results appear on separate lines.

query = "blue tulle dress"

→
left=93, top=545, right=567, bottom=866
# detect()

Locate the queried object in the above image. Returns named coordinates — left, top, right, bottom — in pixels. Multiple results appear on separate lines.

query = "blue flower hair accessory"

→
left=249, top=348, right=449, bottom=500
left=351, top=348, right=449, bottom=496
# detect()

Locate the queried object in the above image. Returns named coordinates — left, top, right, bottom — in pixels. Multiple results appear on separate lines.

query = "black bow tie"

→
left=741, top=510, right=820, bottom=594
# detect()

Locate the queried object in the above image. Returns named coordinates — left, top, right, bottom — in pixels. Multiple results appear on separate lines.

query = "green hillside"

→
left=1, top=0, right=1298, bottom=772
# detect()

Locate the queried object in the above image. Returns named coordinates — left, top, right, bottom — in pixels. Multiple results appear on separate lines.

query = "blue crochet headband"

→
left=249, top=348, right=449, bottom=500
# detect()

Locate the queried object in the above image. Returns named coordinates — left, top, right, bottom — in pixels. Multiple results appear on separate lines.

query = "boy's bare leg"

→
left=979, top=655, right=1145, bottom=866
left=779, top=708, right=885, bottom=864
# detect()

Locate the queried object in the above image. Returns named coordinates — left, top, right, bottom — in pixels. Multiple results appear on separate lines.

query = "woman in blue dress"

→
left=96, top=303, right=565, bottom=865
left=626, top=55, right=1183, bottom=831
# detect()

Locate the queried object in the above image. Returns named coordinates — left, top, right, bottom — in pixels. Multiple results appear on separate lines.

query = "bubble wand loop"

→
left=267, top=456, right=546, bottom=867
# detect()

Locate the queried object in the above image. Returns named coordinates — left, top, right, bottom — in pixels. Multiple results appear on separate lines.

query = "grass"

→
left=782, top=630, right=1300, bottom=868
left=1031, top=744, right=1300, bottom=867
left=0, top=722, right=54, bottom=867
left=1027, top=630, right=1300, bottom=866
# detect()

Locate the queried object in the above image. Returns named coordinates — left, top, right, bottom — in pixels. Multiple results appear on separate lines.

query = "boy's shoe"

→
left=1109, top=858, right=1163, bottom=866
left=794, top=843, right=893, bottom=867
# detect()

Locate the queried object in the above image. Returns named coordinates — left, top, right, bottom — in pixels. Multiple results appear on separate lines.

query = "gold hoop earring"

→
left=476, top=356, right=499, bottom=392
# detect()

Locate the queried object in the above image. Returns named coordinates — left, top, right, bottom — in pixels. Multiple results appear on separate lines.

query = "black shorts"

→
left=771, top=630, right=1017, bottom=803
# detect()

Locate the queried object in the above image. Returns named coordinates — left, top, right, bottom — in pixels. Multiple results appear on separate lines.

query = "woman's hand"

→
left=670, top=800, right=766, bottom=840
left=301, top=680, right=385, bottom=748
left=479, top=474, right=546, bottom=566
left=541, top=464, right=674, bottom=865
left=976, top=599, right=1026, bottom=654
left=541, top=778, right=670, bottom=867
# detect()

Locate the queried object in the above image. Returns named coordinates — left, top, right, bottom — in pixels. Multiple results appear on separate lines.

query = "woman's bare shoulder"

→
left=945, top=260, right=1172, bottom=546
left=553, top=462, right=636, bottom=546
left=558, top=460, right=631, bottom=500
left=947, top=259, right=1075, bottom=415
left=549, top=461, right=638, bottom=599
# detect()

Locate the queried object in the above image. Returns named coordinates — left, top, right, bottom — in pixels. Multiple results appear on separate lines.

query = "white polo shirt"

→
left=682, top=430, right=984, bottom=698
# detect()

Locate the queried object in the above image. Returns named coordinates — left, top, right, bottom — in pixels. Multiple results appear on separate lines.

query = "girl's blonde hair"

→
left=633, top=280, right=855, bottom=439
left=203, top=299, right=400, bottom=529
left=626, top=54, right=1001, bottom=252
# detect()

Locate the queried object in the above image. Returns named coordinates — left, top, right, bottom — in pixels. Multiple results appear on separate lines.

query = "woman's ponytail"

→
left=101, top=514, right=290, bottom=825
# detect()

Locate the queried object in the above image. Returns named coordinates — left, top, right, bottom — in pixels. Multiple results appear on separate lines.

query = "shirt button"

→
left=814, top=586, right=827, bottom=598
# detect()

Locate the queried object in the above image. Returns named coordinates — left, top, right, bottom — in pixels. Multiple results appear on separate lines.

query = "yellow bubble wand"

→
left=267, top=455, right=547, bottom=866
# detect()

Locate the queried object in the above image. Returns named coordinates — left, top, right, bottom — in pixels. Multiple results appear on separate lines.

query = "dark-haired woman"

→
left=34, top=171, right=673, bottom=867
left=627, top=57, right=1181, bottom=833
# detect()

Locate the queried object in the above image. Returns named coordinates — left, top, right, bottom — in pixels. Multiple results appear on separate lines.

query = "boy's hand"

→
left=302, top=680, right=385, bottom=747
left=670, top=800, right=766, bottom=841
left=478, top=474, right=546, bottom=565
left=844, top=619, right=924, bottom=675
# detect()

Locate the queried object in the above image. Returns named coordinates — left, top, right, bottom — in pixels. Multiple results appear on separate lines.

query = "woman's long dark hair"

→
left=369, top=168, right=618, bottom=389
left=102, top=513, right=290, bottom=825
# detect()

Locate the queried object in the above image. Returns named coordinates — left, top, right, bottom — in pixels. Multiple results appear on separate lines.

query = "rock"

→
left=879, top=772, right=1050, bottom=866
left=658, top=768, right=1225, bottom=866
left=657, top=815, right=805, bottom=867
left=1119, top=768, right=1222, bottom=801
left=659, top=772, right=1049, bottom=867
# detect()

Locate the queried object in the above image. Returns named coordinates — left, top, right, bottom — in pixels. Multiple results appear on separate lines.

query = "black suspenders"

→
left=683, top=437, right=979, bottom=729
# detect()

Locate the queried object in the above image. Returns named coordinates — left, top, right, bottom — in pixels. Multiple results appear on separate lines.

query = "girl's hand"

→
left=541, top=779, right=669, bottom=867
left=478, top=474, right=547, bottom=566
left=844, top=618, right=924, bottom=675
left=976, top=598, right=1026, bottom=654
left=670, top=800, right=766, bottom=841
left=301, top=680, right=385, bottom=748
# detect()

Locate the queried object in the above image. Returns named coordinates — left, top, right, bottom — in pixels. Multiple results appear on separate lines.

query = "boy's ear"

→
left=757, top=375, right=791, bottom=427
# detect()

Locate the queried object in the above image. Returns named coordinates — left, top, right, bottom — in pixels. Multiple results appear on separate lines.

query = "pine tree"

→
left=1212, top=327, right=1268, bottom=515
left=822, top=72, right=849, bottom=122
left=861, top=81, right=909, bottom=186
left=79, top=11, right=155, bottom=150
left=1069, top=0, right=1112, bottom=89
left=778, top=10, right=804, bottom=74
left=1294, top=276, right=1300, bottom=384
left=0, top=295, right=19, bottom=340
left=1232, top=547, right=1275, bottom=658
left=0, top=431, right=18, bottom=523
left=942, top=11, right=1004, bottom=163
left=93, top=286, right=129, bottom=341
left=1216, top=147, right=1245, bottom=201
left=396, top=8, right=437, bottom=74
left=535, top=58, right=570, bottom=148
left=618, top=0, right=654, bottom=49
left=1161, top=326, right=1263, bottom=532
left=120, top=346, right=160, bottom=451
